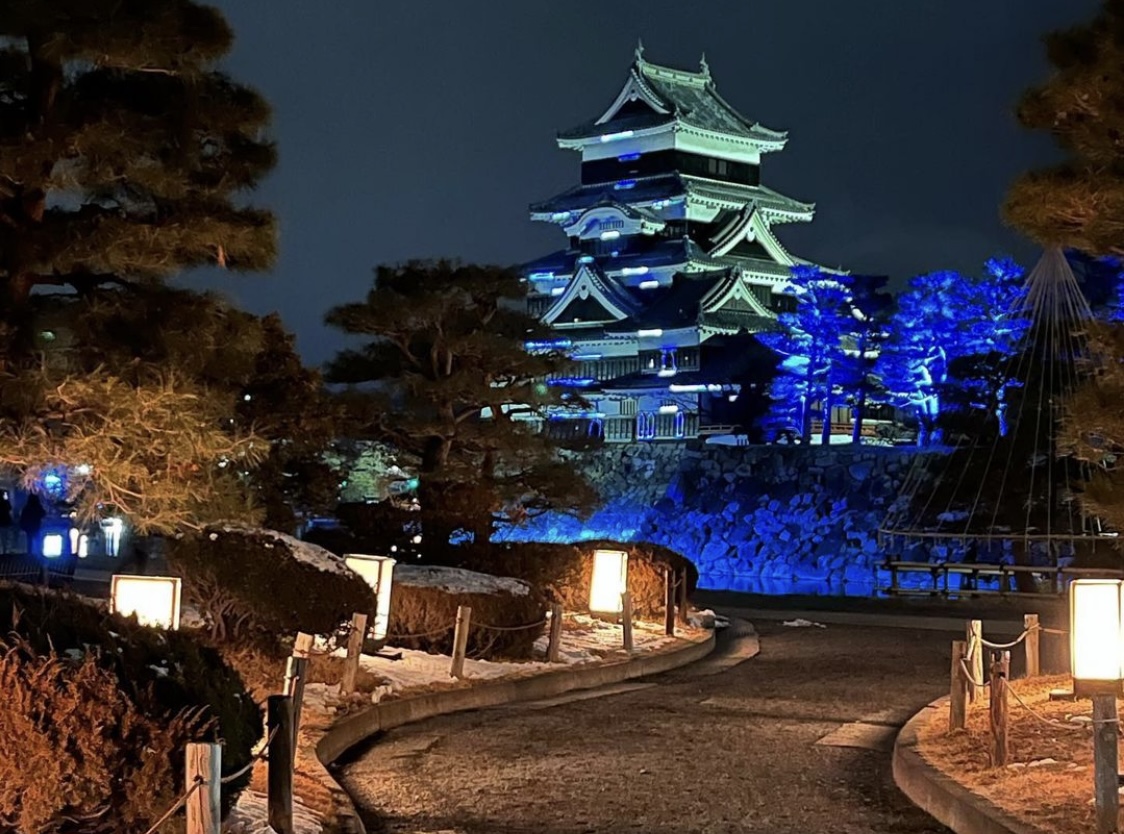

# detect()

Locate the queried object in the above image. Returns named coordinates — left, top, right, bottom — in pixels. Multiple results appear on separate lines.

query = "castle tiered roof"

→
left=557, top=46, right=788, bottom=152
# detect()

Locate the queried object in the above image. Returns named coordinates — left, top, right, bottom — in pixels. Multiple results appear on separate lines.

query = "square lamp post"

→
left=1070, top=578, right=1123, bottom=834
left=344, top=554, right=396, bottom=641
left=110, top=575, right=182, bottom=630
left=589, top=549, right=628, bottom=616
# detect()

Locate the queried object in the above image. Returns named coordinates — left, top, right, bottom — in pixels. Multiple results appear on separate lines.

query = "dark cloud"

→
left=192, top=0, right=1099, bottom=366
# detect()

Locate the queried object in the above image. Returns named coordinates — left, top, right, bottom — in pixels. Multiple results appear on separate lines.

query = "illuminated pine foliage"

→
left=0, top=0, right=276, bottom=306
left=1004, top=1, right=1124, bottom=254
left=0, top=2, right=280, bottom=532
left=326, top=260, right=597, bottom=549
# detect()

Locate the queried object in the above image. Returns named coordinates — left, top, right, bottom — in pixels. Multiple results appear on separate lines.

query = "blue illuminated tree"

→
left=879, top=259, right=1028, bottom=445
left=759, top=266, right=854, bottom=444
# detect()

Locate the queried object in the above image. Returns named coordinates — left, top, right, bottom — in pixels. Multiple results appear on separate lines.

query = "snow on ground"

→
left=393, top=564, right=531, bottom=596
left=225, top=790, right=322, bottom=834
left=215, top=524, right=352, bottom=576
left=299, top=612, right=709, bottom=716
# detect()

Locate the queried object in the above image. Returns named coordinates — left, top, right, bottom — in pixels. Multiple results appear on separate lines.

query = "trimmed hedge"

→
left=468, top=539, right=698, bottom=619
left=388, top=567, right=547, bottom=660
left=0, top=583, right=260, bottom=833
left=166, top=525, right=378, bottom=647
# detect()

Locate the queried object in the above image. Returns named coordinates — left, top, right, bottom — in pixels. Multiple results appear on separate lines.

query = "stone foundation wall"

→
left=495, top=443, right=920, bottom=588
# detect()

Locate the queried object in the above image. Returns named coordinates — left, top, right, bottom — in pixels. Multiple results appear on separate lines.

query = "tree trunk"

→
left=820, top=396, right=833, bottom=446
left=852, top=390, right=866, bottom=445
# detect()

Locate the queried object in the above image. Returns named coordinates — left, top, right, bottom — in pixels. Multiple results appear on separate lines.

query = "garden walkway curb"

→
left=892, top=697, right=1048, bottom=834
left=306, top=628, right=718, bottom=834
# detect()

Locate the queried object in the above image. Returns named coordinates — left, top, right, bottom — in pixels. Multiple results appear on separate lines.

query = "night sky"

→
left=192, top=1, right=1099, bottom=366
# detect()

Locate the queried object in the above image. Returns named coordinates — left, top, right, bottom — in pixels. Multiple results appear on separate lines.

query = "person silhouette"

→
left=19, top=494, right=45, bottom=557
left=0, top=491, right=13, bottom=554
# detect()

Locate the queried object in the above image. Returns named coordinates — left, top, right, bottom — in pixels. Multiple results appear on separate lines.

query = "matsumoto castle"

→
left=523, top=45, right=821, bottom=443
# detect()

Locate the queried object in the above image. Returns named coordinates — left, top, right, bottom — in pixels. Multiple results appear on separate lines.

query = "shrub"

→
left=0, top=583, right=261, bottom=833
left=388, top=566, right=547, bottom=660
left=471, top=539, right=698, bottom=619
left=166, top=525, right=377, bottom=646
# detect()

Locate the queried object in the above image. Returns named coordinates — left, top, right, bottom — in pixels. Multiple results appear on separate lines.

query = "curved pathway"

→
left=339, top=614, right=965, bottom=834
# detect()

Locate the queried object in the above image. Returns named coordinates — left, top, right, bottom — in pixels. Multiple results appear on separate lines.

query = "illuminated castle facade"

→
left=525, top=45, right=818, bottom=442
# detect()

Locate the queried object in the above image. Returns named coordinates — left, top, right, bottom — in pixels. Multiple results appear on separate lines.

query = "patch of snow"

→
left=394, top=564, right=531, bottom=597
left=216, top=524, right=352, bottom=576
left=782, top=618, right=827, bottom=629
left=226, top=789, right=321, bottom=834
left=688, top=609, right=717, bottom=629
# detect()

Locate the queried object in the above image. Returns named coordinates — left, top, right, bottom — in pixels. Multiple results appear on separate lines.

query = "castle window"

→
left=620, top=398, right=637, bottom=417
left=706, top=158, right=730, bottom=177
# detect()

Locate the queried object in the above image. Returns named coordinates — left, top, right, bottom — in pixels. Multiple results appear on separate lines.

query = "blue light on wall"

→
left=618, top=153, right=641, bottom=162
left=549, top=377, right=598, bottom=388
left=525, top=338, right=573, bottom=351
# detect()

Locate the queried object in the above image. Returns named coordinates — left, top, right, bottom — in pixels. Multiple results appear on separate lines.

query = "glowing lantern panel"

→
left=111, top=575, right=182, bottom=630
left=42, top=534, right=64, bottom=558
left=1070, top=579, right=1124, bottom=696
left=589, top=549, right=628, bottom=614
left=344, top=554, right=396, bottom=640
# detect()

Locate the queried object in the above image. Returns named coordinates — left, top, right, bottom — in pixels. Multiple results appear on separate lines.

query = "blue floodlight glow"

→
left=524, top=338, right=573, bottom=351
left=571, top=353, right=603, bottom=361
left=614, top=180, right=637, bottom=190
left=638, top=280, right=660, bottom=290
left=578, top=255, right=594, bottom=264
left=599, top=230, right=621, bottom=241
left=551, top=287, right=565, bottom=296
left=657, top=369, right=677, bottom=377
left=550, top=212, right=570, bottom=222
left=637, top=328, right=663, bottom=337
left=528, top=271, right=555, bottom=281
left=620, top=266, right=650, bottom=276
left=599, top=130, right=635, bottom=143
left=659, top=404, right=679, bottom=414
left=548, top=410, right=605, bottom=420
left=618, top=153, right=641, bottom=162
left=549, top=377, right=598, bottom=388
left=669, top=384, right=707, bottom=393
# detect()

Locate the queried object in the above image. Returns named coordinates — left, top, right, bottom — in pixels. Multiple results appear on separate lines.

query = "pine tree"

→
left=0, top=1, right=277, bottom=532
left=68, top=288, right=342, bottom=530
left=1004, top=0, right=1124, bottom=254
left=758, top=266, right=853, bottom=444
left=325, top=260, right=597, bottom=551
left=879, top=263, right=1027, bottom=445
left=0, top=0, right=276, bottom=309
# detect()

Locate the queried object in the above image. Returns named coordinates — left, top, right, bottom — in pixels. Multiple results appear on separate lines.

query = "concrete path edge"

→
left=308, top=630, right=718, bottom=834
left=892, top=697, right=1048, bottom=834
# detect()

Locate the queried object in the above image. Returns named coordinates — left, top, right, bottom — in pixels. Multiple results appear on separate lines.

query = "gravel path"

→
left=339, top=619, right=955, bottom=834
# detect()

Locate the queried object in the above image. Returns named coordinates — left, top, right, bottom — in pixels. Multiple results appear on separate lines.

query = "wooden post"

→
left=1093, top=693, right=1119, bottom=834
left=967, top=619, right=984, bottom=703
left=621, top=591, right=634, bottom=653
left=266, top=695, right=294, bottom=834
left=185, top=742, right=221, bottom=834
left=283, top=655, right=308, bottom=747
left=664, top=568, right=676, bottom=637
left=293, top=631, right=314, bottom=658
left=450, top=605, right=471, bottom=679
left=340, top=612, right=368, bottom=695
left=989, top=651, right=1010, bottom=768
left=546, top=603, right=563, bottom=663
left=949, top=639, right=968, bottom=732
left=1024, top=613, right=1041, bottom=678
left=676, top=567, right=690, bottom=625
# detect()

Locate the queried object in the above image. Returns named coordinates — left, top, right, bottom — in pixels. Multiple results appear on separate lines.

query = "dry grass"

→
left=917, top=674, right=1108, bottom=834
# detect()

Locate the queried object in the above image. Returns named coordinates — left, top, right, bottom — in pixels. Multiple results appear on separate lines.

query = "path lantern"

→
left=590, top=549, right=629, bottom=615
left=110, top=575, right=182, bottom=629
left=1070, top=579, right=1124, bottom=696
left=344, top=554, right=396, bottom=641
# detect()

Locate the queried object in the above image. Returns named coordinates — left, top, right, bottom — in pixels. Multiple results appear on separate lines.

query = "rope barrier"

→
left=140, top=776, right=203, bottom=834
left=959, top=657, right=990, bottom=690
left=219, top=725, right=280, bottom=784
left=472, top=619, right=548, bottom=632
left=980, top=629, right=1033, bottom=650
left=1006, top=685, right=1085, bottom=732
left=1040, top=626, right=1068, bottom=636
left=387, top=625, right=455, bottom=641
